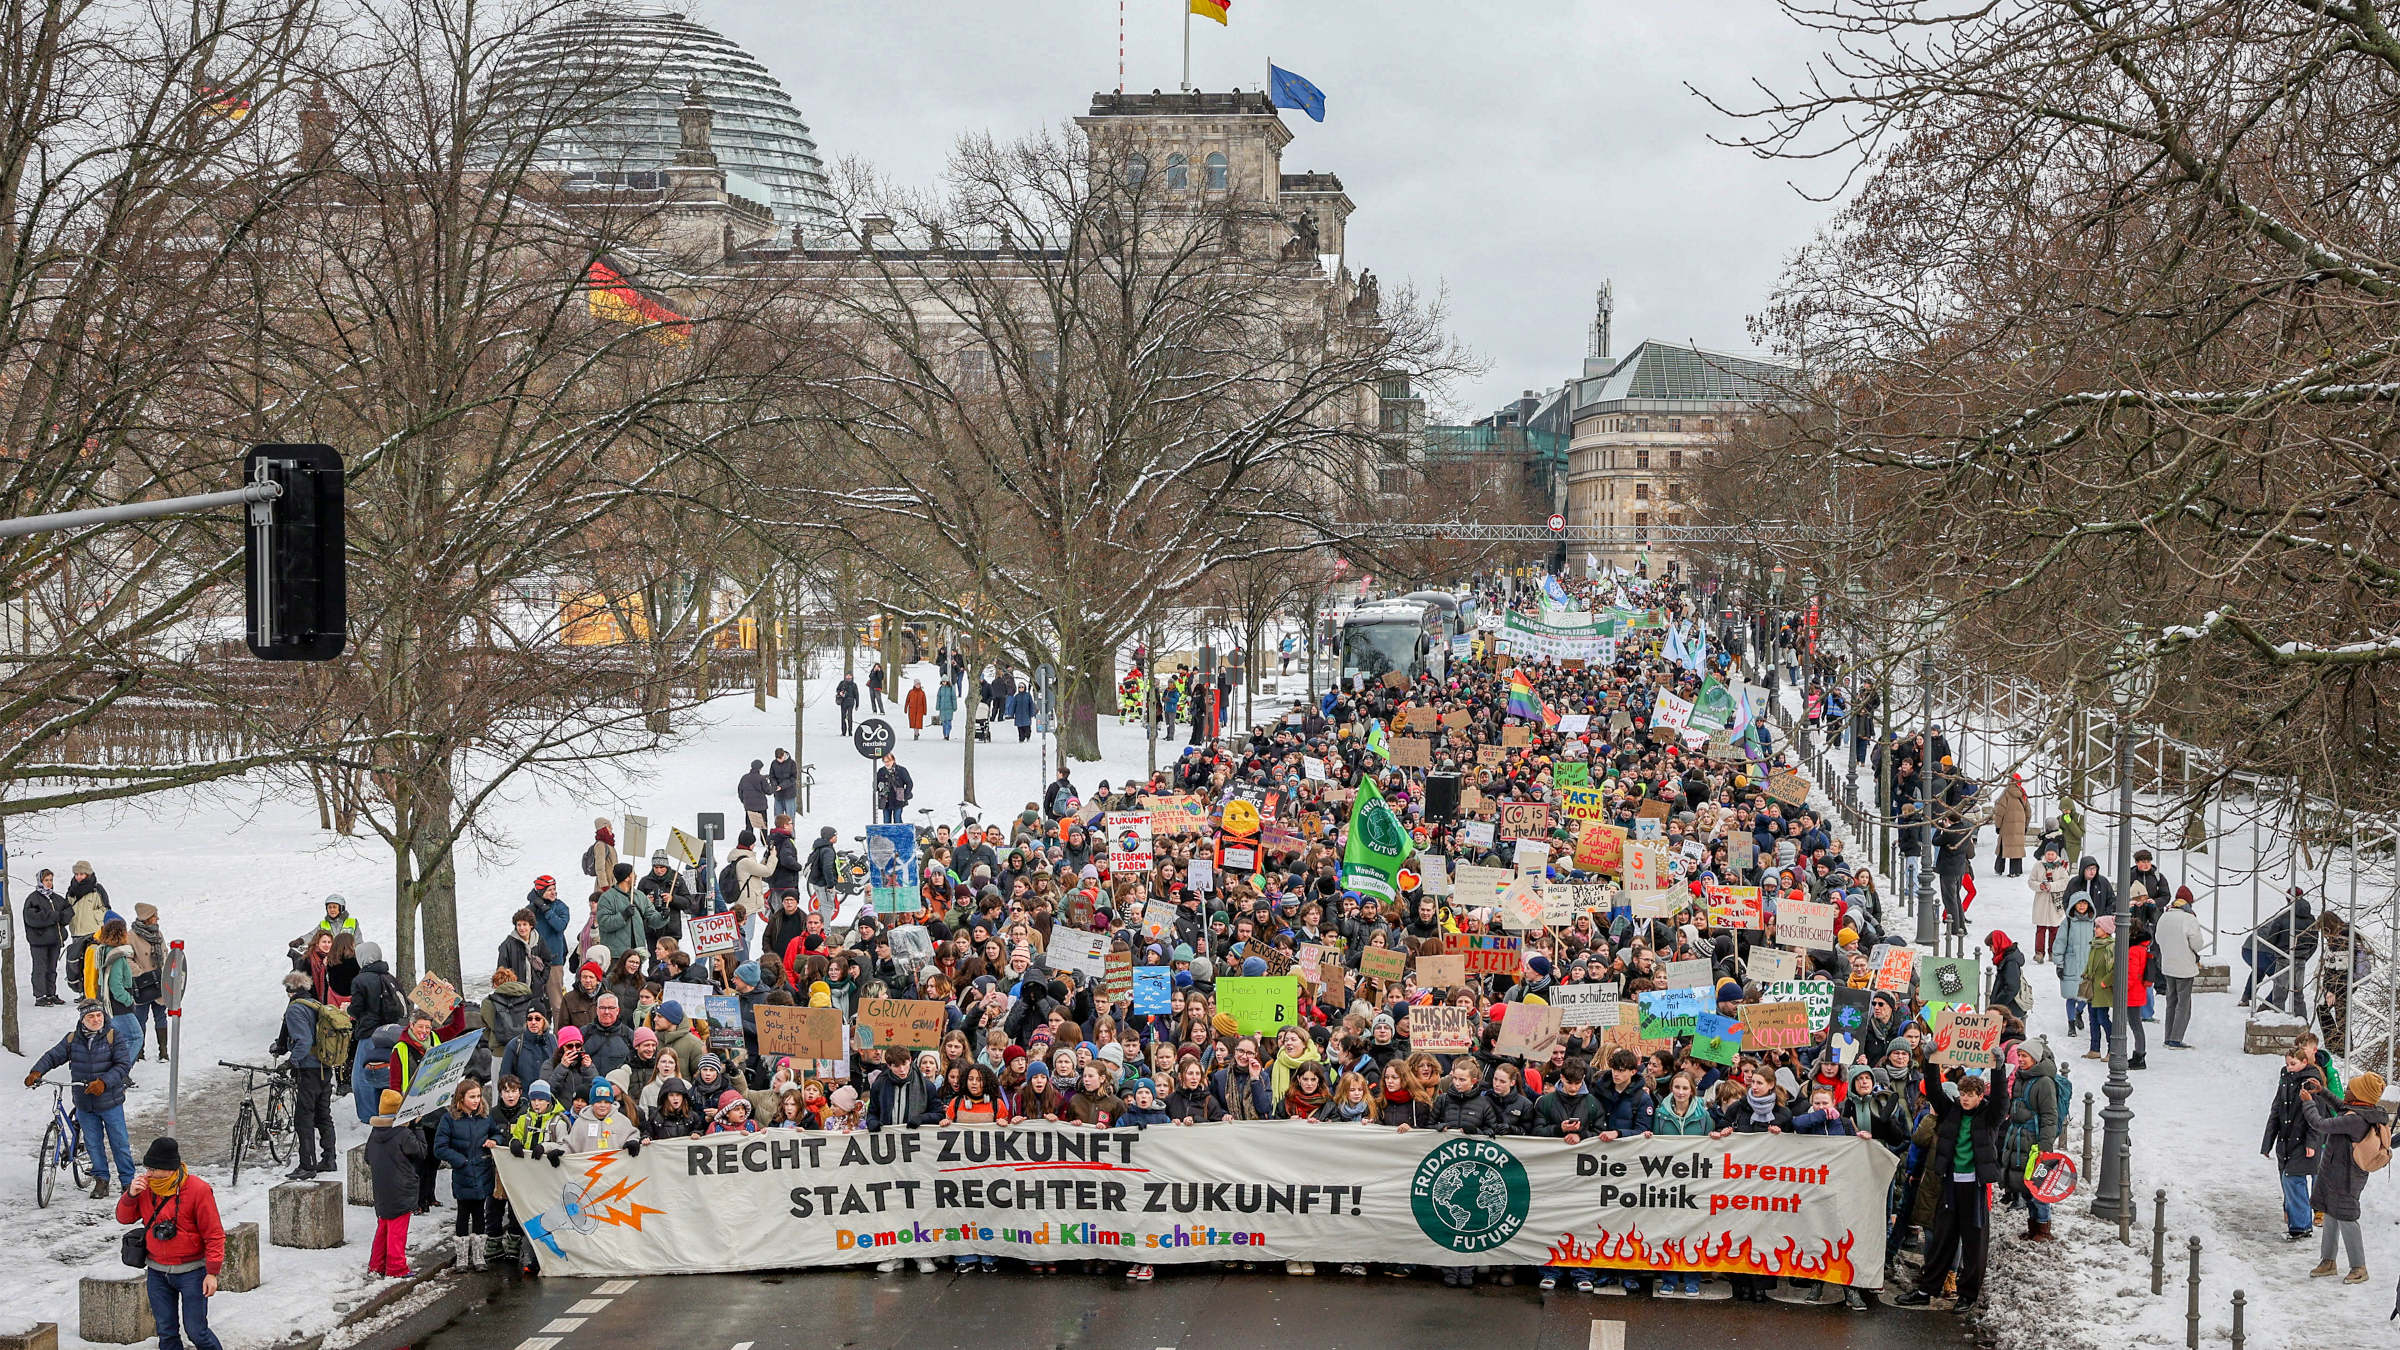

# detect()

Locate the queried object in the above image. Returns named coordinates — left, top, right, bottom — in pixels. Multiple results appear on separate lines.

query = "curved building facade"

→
left=500, top=8, right=836, bottom=231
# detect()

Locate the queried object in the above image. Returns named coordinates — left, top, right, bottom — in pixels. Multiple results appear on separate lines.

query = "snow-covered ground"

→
left=0, top=655, right=1244, bottom=1346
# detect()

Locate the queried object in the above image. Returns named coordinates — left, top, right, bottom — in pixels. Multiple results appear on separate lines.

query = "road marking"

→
left=596, top=1279, right=638, bottom=1294
left=538, top=1319, right=585, bottom=1334
left=567, top=1299, right=613, bottom=1315
left=514, top=1340, right=558, bottom=1350
left=1589, top=1320, right=1626, bottom=1350
left=732, top=1343, right=755, bottom=1350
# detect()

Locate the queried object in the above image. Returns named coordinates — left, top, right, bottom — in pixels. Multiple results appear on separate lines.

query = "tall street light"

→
left=1914, top=612, right=1943, bottom=946
left=2091, top=626, right=2152, bottom=1222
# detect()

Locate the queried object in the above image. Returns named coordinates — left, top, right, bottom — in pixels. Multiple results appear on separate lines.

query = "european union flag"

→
left=1269, top=63, right=1326, bottom=122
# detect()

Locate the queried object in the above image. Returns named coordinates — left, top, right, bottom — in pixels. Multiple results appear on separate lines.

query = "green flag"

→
left=1365, top=718, right=1391, bottom=762
left=1688, top=678, right=1737, bottom=736
left=1342, top=775, right=1413, bottom=900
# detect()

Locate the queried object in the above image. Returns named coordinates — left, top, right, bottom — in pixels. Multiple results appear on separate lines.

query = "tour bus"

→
left=1337, top=592, right=1467, bottom=686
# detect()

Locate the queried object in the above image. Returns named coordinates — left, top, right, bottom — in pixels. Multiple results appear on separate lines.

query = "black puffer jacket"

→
left=1433, top=1085, right=1498, bottom=1135
left=1485, top=1087, right=1536, bottom=1136
left=2261, top=1063, right=2325, bottom=1177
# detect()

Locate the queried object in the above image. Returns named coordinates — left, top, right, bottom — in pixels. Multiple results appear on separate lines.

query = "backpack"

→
left=2049, top=1060, right=2074, bottom=1128
left=300, top=998, right=354, bottom=1071
left=2357, top=1121, right=2392, bottom=1174
left=581, top=842, right=599, bottom=877
left=718, top=858, right=743, bottom=907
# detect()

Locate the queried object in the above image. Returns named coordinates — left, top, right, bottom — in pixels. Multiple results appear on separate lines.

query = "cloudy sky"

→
left=701, top=0, right=1838, bottom=417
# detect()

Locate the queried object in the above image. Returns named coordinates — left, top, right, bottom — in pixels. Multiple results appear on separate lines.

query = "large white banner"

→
left=493, top=1123, right=1894, bottom=1285
left=1494, top=614, right=1618, bottom=664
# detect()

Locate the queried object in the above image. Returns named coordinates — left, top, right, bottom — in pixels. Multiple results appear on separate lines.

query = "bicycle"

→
left=220, top=1060, right=295, bottom=1186
left=33, top=1077, right=88, bottom=1209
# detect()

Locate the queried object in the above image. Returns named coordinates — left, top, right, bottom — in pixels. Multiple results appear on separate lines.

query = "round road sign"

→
left=1546, top=514, right=1565, bottom=532
left=853, top=718, right=897, bottom=759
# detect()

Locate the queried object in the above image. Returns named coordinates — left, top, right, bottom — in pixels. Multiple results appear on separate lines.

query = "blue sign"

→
left=1132, top=966, right=1172, bottom=1016
left=866, top=822, right=921, bottom=915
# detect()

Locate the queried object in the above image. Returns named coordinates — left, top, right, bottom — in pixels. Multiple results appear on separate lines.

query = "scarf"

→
left=1285, top=1082, right=1331, bottom=1118
left=595, top=825, right=615, bottom=847
left=148, top=1166, right=185, bottom=1198
left=1745, top=1087, right=1781, bottom=1124
left=1327, top=1097, right=1369, bottom=1122
left=1270, top=1046, right=1323, bottom=1102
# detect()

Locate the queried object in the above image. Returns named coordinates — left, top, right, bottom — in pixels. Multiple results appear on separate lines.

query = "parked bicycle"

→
left=33, top=1076, right=87, bottom=1209
left=221, top=1060, right=295, bottom=1186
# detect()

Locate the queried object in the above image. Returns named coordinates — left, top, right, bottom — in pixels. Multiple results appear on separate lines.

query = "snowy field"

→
left=0, top=657, right=1231, bottom=1346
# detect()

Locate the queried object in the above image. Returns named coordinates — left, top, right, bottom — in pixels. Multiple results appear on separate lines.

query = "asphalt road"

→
left=386, top=1266, right=1976, bottom=1350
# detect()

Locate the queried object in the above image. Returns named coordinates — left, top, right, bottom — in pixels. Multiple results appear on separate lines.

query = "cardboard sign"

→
left=1747, top=945, right=1800, bottom=984
left=1554, top=981, right=1621, bottom=1028
left=1778, top=898, right=1838, bottom=952
left=1413, top=954, right=1467, bottom=989
left=1446, top=933, right=1523, bottom=975
left=1502, top=725, right=1530, bottom=749
left=1392, top=736, right=1433, bottom=769
left=1934, top=1009, right=2004, bottom=1069
left=1106, top=812, right=1154, bottom=874
left=1453, top=863, right=1512, bottom=911
left=1361, top=946, right=1409, bottom=983
left=1494, top=1002, right=1565, bottom=1059
left=1218, top=975, right=1300, bottom=1034
left=1140, top=794, right=1209, bottom=836
left=1691, top=1012, right=1742, bottom=1065
left=1131, top=965, right=1172, bottom=1015
left=1296, top=943, right=1326, bottom=986
left=1103, top=948, right=1135, bottom=1004
left=1740, top=1000, right=1812, bottom=1051
left=1417, top=853, right=1452, bottom=895
left=1475, top=745, right=1504, bottom=770
left=1918, top=957, right=1980, bottom=1007
left=1142, top=900, right=1179, bottom=943
left=1664, top=958, right=1715, bottom=990
left=1408, top=1004, right=1477, bottom=1053
left=1564, top=821, right=1622, bottom=874
left=1768, top=769, right=1812, bottom=807
left=755, top=1005, right=845, bottom=1060
left=668, top=825, right=703, bottom=867
left=1496, top=801, right=1551, bottom=841
left=854, top=997, right=947, bottom=1052
left=1499, top=874, right=1546, bottom=931
left=1460, top=819, right=1496, bottom=848
left=1872, top=946, right=1916, bottom=993
left=410, top=973, right=460, bottom=1024
left=1514, top=840, right=1550, bottom=878
left=1758, top=980, right=1835, bottom=1031
left=1047, top=925, right=1109, bottom=978
left=1443, top=710, right=1471, bottom=729
left=1623, top=841, right=1669, bottom=897
left=687, top=910, right=741, bottom=956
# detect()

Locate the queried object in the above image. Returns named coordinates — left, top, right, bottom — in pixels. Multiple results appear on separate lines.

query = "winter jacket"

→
left=767, top=832, right=801, bottom=895
left=480, top=981, right=540, bottom=1056
left=496, top=933, right=544, bottom=988
left=347, top=957, right=408, bottom=1040
left=32, top=1021, right=137, bottom=1112
left=580, top=1015, right=636, bottom=1078
left=1208, top=1068, right=1275, bottom=1121
left=2155, top=906, right=2208, bottom=980
left=552, top=1106, right=636, bottom=1154
left=2078, top=932, right=2120, bottom=1008
left=538, top=1052, right=595, bottom=1111
left=2060, top=860, right=2115, bottom=919
left=1531, top=1086, right=1606, bottom=1137
left=637, top=868, right=700, bottom=942
left=1593, top=1077, right=1655, bottom=1136
left=1987, top=942, right=2028, bottom=1016
left=530, top=889, right=572, bottom=964
left=2004, top=1043, right=2065, bottom=1177
left=498, top=1028, right=556, bottom=1091
left=2262, top=1064, right=2326, bottom=1178
left=1164, top=1085, right=1225, bottom=1123
left=118, top=1173, right=226, bottom=1274
left=2301, top=1094, right=2389, bottom=1222
left=737, top=767, right=773, bottom=816
left=65, top=874, right=109, bottom=937
left=769, top=756, right=798, bottom=795
left=1433, top=1085, right=1499, bottom=1135
left=594, top=885, right=658, bottom=963
left=1791, top=1108, right=1854, bottom=1136
left=805, top=835, right=840, bottom=889
left=275, top=993, right=326, bottom=1071
left=865, top=1068, right=944, bottom=1130
left=2030, top=861, right=2072, bottom=929
left=1652, top=1095, right=1715, bottom=1136
left=1925, top=1082, right=2009, bottom=1184
left=2057, top=903, right=2097, bottom=993
left=366, top=1121, right=428, bottom=1219
left=432, top=1111, right=501, bottom=1199
left=1485, top=1088, right=1536, bottom=1136
left=21, top=886, right=69, bottom=947
left=93, top=943, right=137, bottom=1017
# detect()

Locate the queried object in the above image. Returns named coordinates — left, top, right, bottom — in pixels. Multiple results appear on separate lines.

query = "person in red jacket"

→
left=118, top=1136, right=226, bottom=1350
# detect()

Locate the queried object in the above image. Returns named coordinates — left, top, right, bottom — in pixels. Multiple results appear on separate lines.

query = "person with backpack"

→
left=274, top=971, right=348, bottom=1179
left=526, top=876, right=571, bottom=1012
left=835, top=673, right=859, bottom=735
left=365, top=1089, right=426, bottom=1277
left=582, top=818, right=619, bottom=887
left=21, top=868, right=69, bottom=1006
left=127, top=903, right=169, bottom=1061
left=804, top=826, right=840, bottom=915
left=345, top=942, right=407, bottom=1043
left=2263, top=1045, right=2327, bottom=1241
left=720, top=830, right=773, bottom=928
left=24, top=1000, right=137, bottom=1197
left=62, top=859, right=109, bottom=980
left=2301, top=1070, right=2389, bottom=1284
left=2003, top=1037, right=2065, bottom=1240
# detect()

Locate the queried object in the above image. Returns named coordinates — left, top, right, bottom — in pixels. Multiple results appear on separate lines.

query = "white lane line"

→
left=567, top=1299, right=613, bottom=1315
left=514, top=1340, right=558, bottom=1350
left=1589, top=1320, right=1626, bottom=1350
left=539, top=1318, right=586, bottom=1334
left=732, top=1343, right=756, bottom=1350
left=596, top=1279, right=638, bottom=1294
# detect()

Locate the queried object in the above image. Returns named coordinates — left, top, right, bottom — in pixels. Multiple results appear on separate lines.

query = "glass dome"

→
left=499, top=8, right=835, bottom=231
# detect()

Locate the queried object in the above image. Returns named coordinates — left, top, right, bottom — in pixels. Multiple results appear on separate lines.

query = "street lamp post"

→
left=2092, top=629, right=2151, bottom=1222
left=1915, top=638, right=1940, bottom=946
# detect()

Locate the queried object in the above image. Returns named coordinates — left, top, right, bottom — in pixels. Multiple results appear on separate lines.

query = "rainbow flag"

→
left=1505, top=670, right=1557, bottom=727
left=1191, top=0, right=1229, bottom=23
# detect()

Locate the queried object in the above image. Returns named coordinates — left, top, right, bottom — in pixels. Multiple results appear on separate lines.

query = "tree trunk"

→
left=392, top=827, right=420, bottom=987
left=792, top=594, right=806, bottom=801
left=1058, top=637, right=1112, bottom=762
left=762, top=571, right=779, bottom=701
left=961, top=665, right=978, bottom=805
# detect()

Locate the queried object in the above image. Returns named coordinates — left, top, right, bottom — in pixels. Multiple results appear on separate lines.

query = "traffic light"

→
left=243, top=443, right=346, bottom=660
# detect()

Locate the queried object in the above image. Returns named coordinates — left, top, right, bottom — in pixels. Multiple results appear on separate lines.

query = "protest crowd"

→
left=32, top=571, right=2386, bottom=1332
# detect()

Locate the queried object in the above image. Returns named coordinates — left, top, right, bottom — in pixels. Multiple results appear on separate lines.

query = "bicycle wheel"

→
left=261, top=1084, right=290, bottom=1164
left=229, top=1101, right=255, bottom=1187
left=36, top=1120, right=61, bottom=1209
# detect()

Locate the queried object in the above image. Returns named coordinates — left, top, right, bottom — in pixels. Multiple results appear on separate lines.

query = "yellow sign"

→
left=1220, top=798, right=1261, bottom=838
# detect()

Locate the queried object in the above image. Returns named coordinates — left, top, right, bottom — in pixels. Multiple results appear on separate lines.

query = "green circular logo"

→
left=1359, top=803, right=1408, bottom=859
left=1410, top=1138, right=1531, bottom=1254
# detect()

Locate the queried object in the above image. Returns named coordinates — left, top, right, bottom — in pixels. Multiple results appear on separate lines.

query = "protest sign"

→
left=1934, top=1009, right=2004, bottom=1069
left=1460, top=819, right=1496, bottom=848
left=1691, top=1013, right=1742, bottom=1065
left=1871, top=947, right=1916, bottom=993
left=1498, top=874, right=1545, bottom=931
left=1418, top=853, right=1452, bottom=895
left=756, top=1005, right=845, bottom=1060
left=1918, top=957, right=1980, bottom=1007
left=1768, top=769, right=1812, bottom=807
left=1540, top=882, right=1580, bottom=929
left=1739, top=1001, right=1811, bottom=1051
left=1664, top=958, right=1714, bottom=989
left=1828, top=986, right=1873, bottom=1042
left=1496, top=801, right=1550, bottom=841
left=704, top=995, right=743, bottom=1050
left=686, top=910, right=741, bottom=957
left=410, top=973, right=460, bottom=1023
left=1413, top=954, right=1467, bottom=989
left=1106, top=812, right=1154, bottom=874
left=1360, top=946, right=1409, bottom=983
left=866, top=823, right=921, bottom=915
left=1777, top=899, right=1838, bottom=952
left=1453, top=863, right=1512, bottom=911
left=854, top=998, right=947, bottom=1052
left=1747, top=946, right=1800, bottom=984
left=1728, top=832, right=1755, bottom=871
left=1553, top=762, right=1590, bottom=789
left=1705, top=889, right=1762, bottom=930
left=391, top=1029, right=481, bottom=1125
left=1218, top=975, right=1300, bottom=1034
left=1140, top=794, right=1209, bottom=836
left=1302, top=756, right=1328, bottom=781
left=1623, top=842, right=1669, bottom=899
left=1046, top=925, right=1109, bottom=978
left=663, top=980, right=714, bottom=1019
left=1187, top=858, right=1214, bottom=895
left=1575, top=822, right=1625, bottom=875
left=1758, top=980, right=1835, bottom=1031
left=1104, top=948, right=1134, bottom=1004
left=1637, top=987, right=1709, bottom=1039
left=1447, top=933, right=1523, bottom=976
left=1554, top=982, right=1621, bottom=1028
left=1558, top=784, right=1607, bottom=822
left=1141, top=900, right=1179, bottom=943
left=1407, top=1005, right=1477, bottom=1053
left=1502, top=725, right=1530, bottom=748
left=1132, top=966, right=1172, bottom=1015
left=1557, top=713, right=1590, bottom=734
left=1494, top=1003, right=1565, bottom=1059
left=1651, top=690, right=1694, bottom=731
left=1392, top=736, right=1433, bottom=769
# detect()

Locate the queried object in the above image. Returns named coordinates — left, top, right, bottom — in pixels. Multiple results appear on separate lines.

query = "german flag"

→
left=195, top=83, right=251, bottom=121
left=585, top=261, right=691, bottom=345
left=1192, top=0, right=1228, bottom=24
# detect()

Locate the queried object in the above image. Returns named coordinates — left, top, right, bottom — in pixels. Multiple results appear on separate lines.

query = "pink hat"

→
left=632, top=1028, right=658, bottom=1049
left=715, top=1090, right=747, bottom=1114
left=555, top=1025, right=583, bottom=1045
left=830, top=1084, right=859, bottom=1111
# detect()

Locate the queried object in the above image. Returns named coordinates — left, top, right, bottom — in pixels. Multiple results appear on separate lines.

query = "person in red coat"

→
left=118, top=1136, right=226, bottom=1350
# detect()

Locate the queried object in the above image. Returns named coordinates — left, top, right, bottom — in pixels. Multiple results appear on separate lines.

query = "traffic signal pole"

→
left=0, top=479, right=282, bottom=539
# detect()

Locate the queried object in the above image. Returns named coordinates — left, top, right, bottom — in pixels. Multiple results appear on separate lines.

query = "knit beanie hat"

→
left=656, top=1001, right=685, bottom=1026
left=377, top=1089, right=404, bottom=1117
left=555, top=1025, right=584, bottom=1045
left=1212, top=1011, right=1240, bottom=1037
left=2346, top=1071, right=2387, bottom=1106
left=1241, top=956, right=1268, bottom=977
left=528, top=1080, right=555, bottom=1102
left=142, top=1137, right=182, bottom=1171
left=697, top=1053, right=725, bottom=1078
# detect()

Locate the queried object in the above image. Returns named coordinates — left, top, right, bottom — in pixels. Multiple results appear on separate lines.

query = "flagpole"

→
left=1182, top=1, right=1192, bottom=91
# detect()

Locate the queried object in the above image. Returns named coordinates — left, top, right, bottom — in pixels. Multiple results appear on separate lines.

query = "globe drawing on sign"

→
left=1358, top=803, right=1409, bottom=860
left=1410, top=1138, right=1531, bottom=1254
